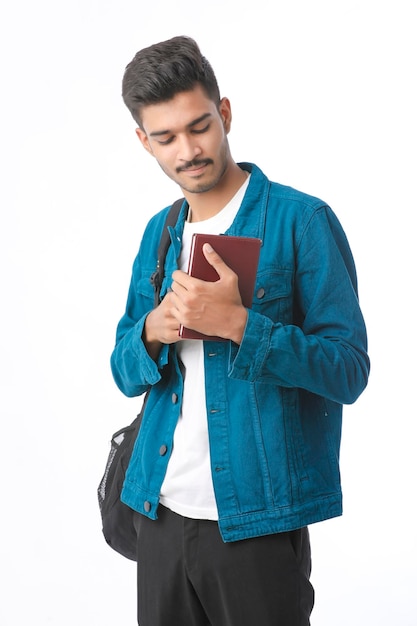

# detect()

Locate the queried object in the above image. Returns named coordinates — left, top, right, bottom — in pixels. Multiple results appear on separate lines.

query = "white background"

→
left=1, top=1, right=415, bottom=624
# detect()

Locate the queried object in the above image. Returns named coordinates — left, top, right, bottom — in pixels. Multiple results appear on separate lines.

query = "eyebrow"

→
left=149, top=112, right=212, bottom=138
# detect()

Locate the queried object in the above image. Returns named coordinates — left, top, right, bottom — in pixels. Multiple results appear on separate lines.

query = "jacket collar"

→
left=226, top=163, right=268, bottom=244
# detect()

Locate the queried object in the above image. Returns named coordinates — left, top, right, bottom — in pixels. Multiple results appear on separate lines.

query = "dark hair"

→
left=122, top=36, right=221, bottom=127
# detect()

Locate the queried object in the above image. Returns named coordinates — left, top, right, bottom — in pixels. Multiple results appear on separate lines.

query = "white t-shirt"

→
left=159, top=176, right=250, bottom=520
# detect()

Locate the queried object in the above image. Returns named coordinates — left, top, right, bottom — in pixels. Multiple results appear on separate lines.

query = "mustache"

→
left=176, top=159, right=213, bottom=173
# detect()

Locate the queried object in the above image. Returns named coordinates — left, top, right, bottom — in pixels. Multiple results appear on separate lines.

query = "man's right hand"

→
left=143, top=291, right=181, bottom=360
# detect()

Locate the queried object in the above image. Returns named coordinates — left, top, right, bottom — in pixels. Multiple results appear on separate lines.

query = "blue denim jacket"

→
left=111, top=163, right=370, bottom=542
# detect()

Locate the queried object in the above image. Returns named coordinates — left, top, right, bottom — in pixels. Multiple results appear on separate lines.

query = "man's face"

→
left=136, top=85, right=233, bottom=194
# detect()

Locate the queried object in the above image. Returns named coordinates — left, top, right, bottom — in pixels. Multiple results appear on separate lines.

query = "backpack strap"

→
left=150, top=198, right=184, bottom=306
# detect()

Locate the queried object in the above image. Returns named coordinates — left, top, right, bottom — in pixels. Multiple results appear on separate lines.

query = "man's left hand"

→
left=170, top=243, right=248, bottom=343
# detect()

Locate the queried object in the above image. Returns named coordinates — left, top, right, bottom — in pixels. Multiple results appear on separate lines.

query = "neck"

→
left=183, top=162, right=247, bottom=223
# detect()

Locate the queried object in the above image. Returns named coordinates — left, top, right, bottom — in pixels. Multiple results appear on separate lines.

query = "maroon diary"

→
left=179, top=233, right=262, bottom=340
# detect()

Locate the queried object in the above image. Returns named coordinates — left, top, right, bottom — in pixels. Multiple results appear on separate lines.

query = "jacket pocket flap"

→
left=253, top=269, right=293, bottom=303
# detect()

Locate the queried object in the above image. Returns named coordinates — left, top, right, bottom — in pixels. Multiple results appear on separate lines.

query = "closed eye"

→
left=157, top=136, right=175, bottom=146
left=156, top=123, right=210, bottom=145
left=191, top=123, right=210, bottom=135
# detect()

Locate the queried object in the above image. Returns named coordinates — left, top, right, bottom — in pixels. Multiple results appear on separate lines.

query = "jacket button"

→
left=159, top=444, right=168, bottom=456
left=256, top=287, right=265, bottom=299
left=144, top=501, right=151, bottom=513
left=171, top=393, right=178, bottom=404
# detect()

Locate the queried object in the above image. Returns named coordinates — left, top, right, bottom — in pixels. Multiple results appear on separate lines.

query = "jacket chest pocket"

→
left=252, top=269, right=294, bottom=323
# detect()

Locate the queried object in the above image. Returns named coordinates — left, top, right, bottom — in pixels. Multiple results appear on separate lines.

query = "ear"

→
left=135, top=128, right=154, bottom=155
left=219, top=97, right=232, bottom=133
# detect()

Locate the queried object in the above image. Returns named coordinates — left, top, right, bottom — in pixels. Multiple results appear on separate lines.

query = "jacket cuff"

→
left=131, top=314, right=163, bottom=384
left=228, top=309, right=273, bottom=381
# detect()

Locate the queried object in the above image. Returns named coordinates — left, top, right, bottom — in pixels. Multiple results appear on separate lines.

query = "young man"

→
left=111, top=36, right=370, bottom=626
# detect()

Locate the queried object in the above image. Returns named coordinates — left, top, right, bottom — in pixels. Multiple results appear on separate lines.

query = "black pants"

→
left=134, top=506, right=314, bottom=625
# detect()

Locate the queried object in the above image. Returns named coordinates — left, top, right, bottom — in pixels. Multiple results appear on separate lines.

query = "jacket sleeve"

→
left=229, top=205, right=370, bottom=405
left=109, top=212, right=173, bottom=398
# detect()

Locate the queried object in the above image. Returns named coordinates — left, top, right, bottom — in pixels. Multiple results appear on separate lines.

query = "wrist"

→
left=143, top=312, right=162, bottom=360
left=228, top=306, right=248, bottom=345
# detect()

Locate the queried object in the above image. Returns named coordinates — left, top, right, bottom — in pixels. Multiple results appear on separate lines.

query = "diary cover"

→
left=179, top=233, right=262, bottom=340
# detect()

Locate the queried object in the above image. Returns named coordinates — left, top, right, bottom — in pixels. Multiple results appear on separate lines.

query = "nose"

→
left=177, top=134, right=202, bottom=163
